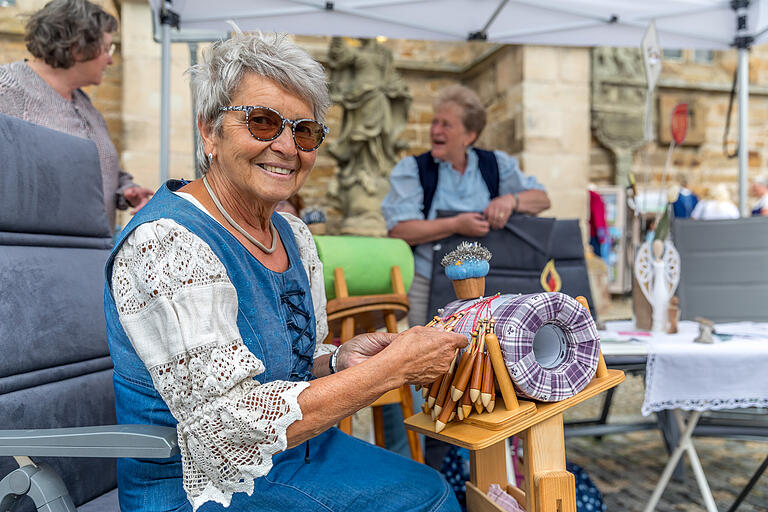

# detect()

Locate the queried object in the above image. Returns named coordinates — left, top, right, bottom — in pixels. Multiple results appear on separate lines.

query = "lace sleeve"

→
left=111, top=219, right=309, bottom=511
left=278, top=212, right=333, bottom=358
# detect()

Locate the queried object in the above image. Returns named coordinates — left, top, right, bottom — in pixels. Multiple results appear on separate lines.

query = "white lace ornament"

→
left=112, top=220, right=312, bottom=510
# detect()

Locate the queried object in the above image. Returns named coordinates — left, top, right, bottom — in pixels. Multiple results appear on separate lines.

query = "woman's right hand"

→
left=453, top=212, right=490, bottom=238
left=381, top=326, right=468, bottom=386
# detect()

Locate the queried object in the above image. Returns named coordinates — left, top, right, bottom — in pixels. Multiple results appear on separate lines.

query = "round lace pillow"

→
left=442, top=292, right=600, bottom=402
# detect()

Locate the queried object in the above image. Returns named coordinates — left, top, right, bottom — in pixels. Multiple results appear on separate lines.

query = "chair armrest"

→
left=0, top=425, right=179, bottom=458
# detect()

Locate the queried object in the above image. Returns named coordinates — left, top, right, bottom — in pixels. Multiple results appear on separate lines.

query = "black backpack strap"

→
left=474, top=148, right=500, bottom=199
left=415, top=151, right=439, bottom=218
left=416, top=149, right=499, bottom=218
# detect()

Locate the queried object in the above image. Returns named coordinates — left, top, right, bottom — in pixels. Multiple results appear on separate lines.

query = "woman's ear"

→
left=198, top=117, right=216, bottom=155
left=465, top=130, right=479, bottom=148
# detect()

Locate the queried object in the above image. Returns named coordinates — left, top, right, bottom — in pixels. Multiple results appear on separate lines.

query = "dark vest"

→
left=415, top=148, right=500, bottom=218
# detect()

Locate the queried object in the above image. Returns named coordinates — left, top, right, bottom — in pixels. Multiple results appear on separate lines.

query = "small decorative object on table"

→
left=693, top=317, right=715, bottom=344
left=634, top=213, right=681, bottom=333
left=667, top=296, right=680, bottom=334
left=441, top=241, right=491, bottom=299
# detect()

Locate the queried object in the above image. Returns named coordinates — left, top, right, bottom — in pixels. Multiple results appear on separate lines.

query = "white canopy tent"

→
left=148, top=0, right=768, bottom=215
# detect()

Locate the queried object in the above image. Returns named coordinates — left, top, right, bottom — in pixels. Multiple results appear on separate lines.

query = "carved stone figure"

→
left=327, top=37, right=411, bottom=236
left=591, top=47, right=648, bottom=186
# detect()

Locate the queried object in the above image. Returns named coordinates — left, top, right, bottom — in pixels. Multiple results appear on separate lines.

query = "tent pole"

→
left=160, top=16, right=171, bottom=184
left=189, top=42, right=200, bottom=179
left=733, top=0, right=752, bottom=216
left=738, top=47, right=749, bottom=216
left=159, top=1, right=178, bottom=184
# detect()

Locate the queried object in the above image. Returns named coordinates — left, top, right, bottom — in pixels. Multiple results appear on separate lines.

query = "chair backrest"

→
left=316, top=236, right=413, bottom=339
left=0, top=114, right=117, bottom=509
left=314, top=235, right=415, bottom=300
left=673, top=217, right=768, bottom=322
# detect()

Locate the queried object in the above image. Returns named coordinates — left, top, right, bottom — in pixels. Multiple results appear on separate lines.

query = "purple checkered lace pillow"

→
left=441, top=292, right=600, bottom=402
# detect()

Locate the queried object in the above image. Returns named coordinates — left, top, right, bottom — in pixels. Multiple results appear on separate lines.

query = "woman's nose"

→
left=270, top=124, right=297, bottom=154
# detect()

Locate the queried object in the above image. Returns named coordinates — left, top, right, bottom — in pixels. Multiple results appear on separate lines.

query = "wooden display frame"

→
left=405, top=289, right=624, bottom=511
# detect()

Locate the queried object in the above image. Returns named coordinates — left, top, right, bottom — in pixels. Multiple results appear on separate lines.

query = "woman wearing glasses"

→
left=0, top=0, right=153, bottom=230
left=104, top=32, right=464, bottom=512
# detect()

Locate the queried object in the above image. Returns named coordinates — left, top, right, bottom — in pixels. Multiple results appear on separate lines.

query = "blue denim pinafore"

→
left=104, top=181, right=458, bottom=512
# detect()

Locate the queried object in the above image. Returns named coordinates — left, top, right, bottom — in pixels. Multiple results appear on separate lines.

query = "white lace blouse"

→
left=111, top=200, right=332, bottom=511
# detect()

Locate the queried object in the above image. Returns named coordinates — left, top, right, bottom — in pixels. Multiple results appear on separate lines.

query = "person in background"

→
left=690, top=183, right=739, bottom=220
left=751, top=175, right=768, bottom=216
left=275, top=193, right=305, bottom=218
left=0, top=0, right=153, bottom=231
left=382, top=84, right=550, bottom=466
left=589, top=189, right=610, bottom=261
left=382, top=84, right=550, bottom=329
left=105, top=32, right=465, bottom=511
left=672, top=175, right=699, bottom=219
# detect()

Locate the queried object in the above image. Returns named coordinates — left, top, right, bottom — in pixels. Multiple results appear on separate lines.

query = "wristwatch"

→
left=329, top=346, right=340, bottom=374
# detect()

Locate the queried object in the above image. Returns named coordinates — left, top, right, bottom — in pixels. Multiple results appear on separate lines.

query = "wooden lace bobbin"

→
left=480, top=344, right=494, bottom=409
left=483, top=320, right=520, bottom=411
left=425, top=312, right=464, bottom=411
left=468, top=321, right=487, bottom=404
left=433, top=351, right=461, bottom=418
left=450, top=348, right=477, bottom=402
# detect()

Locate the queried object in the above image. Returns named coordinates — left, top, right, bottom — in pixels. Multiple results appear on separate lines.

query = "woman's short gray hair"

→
left=434, top=84, right=487, bottom=140
left=25, top=0, right=117, bottom=69
left=189, top=33, right=330, bottom=174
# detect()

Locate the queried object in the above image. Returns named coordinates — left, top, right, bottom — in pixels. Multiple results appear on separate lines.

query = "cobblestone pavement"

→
left=566, top=430, right=768, bottom=511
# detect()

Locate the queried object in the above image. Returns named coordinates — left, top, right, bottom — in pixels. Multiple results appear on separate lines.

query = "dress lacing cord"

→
left=280, top=289, right=314, bottom=381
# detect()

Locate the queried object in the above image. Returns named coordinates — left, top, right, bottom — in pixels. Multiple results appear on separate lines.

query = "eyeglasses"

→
left=219, top=105, right=329, bottom=152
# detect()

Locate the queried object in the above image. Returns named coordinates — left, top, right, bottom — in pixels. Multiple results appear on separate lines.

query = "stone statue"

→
left=327, top=37, right=411, bottom=236
left=591, top=47, right=648, bottom=186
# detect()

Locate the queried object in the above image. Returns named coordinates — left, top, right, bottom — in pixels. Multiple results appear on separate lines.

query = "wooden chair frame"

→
left=326, top=266, right=424, bottom=463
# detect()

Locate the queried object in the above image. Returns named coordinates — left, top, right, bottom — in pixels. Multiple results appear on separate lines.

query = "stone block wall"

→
left=590, top=46, right=768, bottom=207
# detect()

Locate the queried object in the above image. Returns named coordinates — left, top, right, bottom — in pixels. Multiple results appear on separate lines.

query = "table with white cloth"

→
left=599, top=320, right=768, bottom=511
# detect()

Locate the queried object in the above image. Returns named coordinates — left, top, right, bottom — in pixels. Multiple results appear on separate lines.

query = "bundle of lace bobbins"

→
left=421, top=295, right=502, bottom=433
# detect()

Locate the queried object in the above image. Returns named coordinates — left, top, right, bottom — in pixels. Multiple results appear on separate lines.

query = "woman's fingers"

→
left=391, top=327, right=468, bottom=385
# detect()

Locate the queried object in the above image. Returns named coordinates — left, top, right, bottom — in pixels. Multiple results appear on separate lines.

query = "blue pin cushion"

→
left=441, top=241, right=492, bottom=281
left=445, top=259, right=489, bottom=280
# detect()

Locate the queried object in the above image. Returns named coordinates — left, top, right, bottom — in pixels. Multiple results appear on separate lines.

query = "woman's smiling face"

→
left=209, top=73, right=317, bottom=209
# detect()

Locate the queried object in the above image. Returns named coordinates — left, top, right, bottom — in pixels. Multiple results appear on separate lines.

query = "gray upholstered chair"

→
left=0, top=114, right=177, bottom=512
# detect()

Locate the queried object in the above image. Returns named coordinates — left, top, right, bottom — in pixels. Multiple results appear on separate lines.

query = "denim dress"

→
left=104, top=181, right=458, bottom=512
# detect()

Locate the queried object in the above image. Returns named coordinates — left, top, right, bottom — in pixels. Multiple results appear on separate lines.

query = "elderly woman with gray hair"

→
left=104, top=32, right=464, bottom=512
left=0, top=0, right=153, bottom=230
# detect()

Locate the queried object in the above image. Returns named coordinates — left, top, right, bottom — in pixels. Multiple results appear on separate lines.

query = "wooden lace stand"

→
left=404, top=281, right=625, bottom=512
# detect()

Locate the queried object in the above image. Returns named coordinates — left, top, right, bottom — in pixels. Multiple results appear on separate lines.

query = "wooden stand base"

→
left=405, top=369, right=625, bottom=511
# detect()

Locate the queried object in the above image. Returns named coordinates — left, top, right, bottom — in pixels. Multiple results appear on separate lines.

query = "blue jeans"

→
left=120, top=428, right=459, bottom=512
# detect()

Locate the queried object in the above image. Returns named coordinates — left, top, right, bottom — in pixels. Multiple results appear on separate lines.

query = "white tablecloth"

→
left=601, top=321, right=768, bottom=415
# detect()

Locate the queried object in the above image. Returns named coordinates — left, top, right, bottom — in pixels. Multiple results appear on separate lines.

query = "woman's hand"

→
left=336, top=332, right=397, bottom=370
left=453, top=212, right=490, bottom=237
left=380, top=326, right=468, bottom=386
left=483, top=194, right=516, bottom=230
left=336, top=327, right=468, bottom=386
left=124, top=186, right=155, bottom=214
